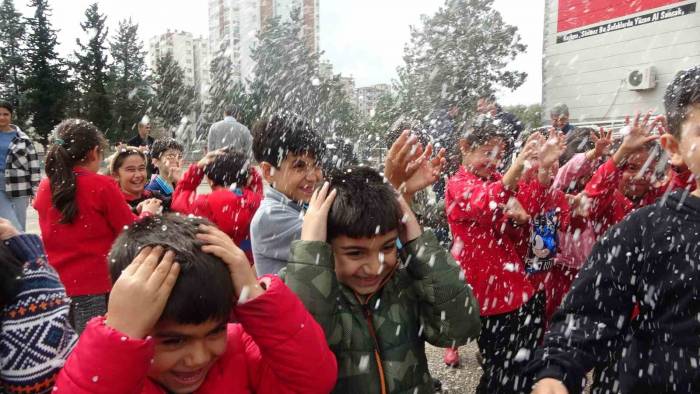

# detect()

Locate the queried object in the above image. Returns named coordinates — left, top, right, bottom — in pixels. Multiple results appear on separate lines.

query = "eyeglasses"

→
left=162, top=153, right=183, bottom=161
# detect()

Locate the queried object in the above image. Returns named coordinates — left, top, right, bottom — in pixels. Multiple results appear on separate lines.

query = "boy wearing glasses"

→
left=146, top=138, right=185, bottom=198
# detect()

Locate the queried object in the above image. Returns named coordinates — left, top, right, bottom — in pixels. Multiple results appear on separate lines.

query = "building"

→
left=355, top=83, right=391, bottom=118
left=542, top=0, right=700, bottom=126
left=208, top=0, right=320, bottom=83
left=148, top=31, right=211, bottom=102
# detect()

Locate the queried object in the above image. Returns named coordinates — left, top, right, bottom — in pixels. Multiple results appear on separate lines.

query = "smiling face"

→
left=263, top=153, right=322, bottom=203
left=619, top=150, right=654, bottom=200
left=461, top=137, right=505, bottom=179
left=662, top=105, right=700, bottom=190
left=332, top=230, right=399, bottom=296
left=115, top=154, right=148, bottom=198
left=148, top=319, right=227, bottom=393
left=153, top=149, right=183, bottom=179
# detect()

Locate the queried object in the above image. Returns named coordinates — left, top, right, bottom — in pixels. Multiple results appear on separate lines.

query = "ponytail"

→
left=44, top=119, right=106, bottom=224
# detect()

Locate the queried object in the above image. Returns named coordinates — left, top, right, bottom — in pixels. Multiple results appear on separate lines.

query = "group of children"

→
left=0, top=66, right=699, bottom=394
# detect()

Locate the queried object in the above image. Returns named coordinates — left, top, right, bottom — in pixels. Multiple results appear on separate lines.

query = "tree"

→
left=504, top=104, right=543, bottom=130
left=0, top=0, right=26, bottom=119
left=398, top=0, right=527, bottom=120
left=23, top=0, right=68, bottom=144
left=73, top=3, right=111, bottom=132
left=151, top=52, right=194, bottom=129
left=109, top=18, right=151, bottom=142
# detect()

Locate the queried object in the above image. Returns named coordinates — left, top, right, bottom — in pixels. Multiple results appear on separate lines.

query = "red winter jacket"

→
left=33, top=167, right=140, bottom=296
left=53, top=276, right=338, bottom=394
left=446, top=166, right=550, bottom=316
left=171, top=165, right=263, bottom=262
left=585, top=158, right=694, bottom=237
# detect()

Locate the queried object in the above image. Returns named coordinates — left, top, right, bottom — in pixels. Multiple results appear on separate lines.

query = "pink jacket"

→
left=53, top=276, right=338, bottom=394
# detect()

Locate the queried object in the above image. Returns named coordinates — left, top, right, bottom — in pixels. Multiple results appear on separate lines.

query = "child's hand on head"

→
left=197, top=225, right=263, bottom=303
left=301, top=182, right=337, bottom=242
left=198, top=150, right=221, bottom=169
left=0, top=218, right=20, bottom=240
left=396, top=194, right=422, bottom=244
left=613, top=112, right=661, bottom=166
left=139, top=198, right=162, bottom=215
left=105, top=246, right=180, bottom=339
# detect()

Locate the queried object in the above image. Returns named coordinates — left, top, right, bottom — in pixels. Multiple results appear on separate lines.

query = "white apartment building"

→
left=356, top=83, right=391, bottom=118
left=148, top=31, right=211, bottom=102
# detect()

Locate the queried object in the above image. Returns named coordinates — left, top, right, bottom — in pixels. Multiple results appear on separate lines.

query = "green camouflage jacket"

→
left=282, top=231, right=481, bottom=394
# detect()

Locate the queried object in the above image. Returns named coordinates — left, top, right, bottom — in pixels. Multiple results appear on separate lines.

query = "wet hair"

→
left=252, top=113, right=325, bottom=168
left=560, top=127, right=596, bottom=165
left=461, top=115, right=506, bottom=150
left=664, top=66, right=700, bottom=139
left=327, top=166, right=402, bottom=241
left=45, top=119, right=107, bottom=224
left=0, top=101, right=14, bottom=114
left=109, top=147, right=147, bottom=176
left=151, top=138, right=184, bottom=160
left=0, top=244, right=23, bottom=309
left=550, top=103, right=570, bottom=118
left=108, top=214, right=234, bottom=325
left=204, top=149, right=250, bottom=188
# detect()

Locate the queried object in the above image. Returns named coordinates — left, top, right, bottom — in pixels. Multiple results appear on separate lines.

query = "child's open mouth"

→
left=170, top=368, right=206, bottom=386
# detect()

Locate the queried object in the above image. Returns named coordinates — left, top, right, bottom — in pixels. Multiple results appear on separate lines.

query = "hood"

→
left=662, top=189, right=700, bottom=220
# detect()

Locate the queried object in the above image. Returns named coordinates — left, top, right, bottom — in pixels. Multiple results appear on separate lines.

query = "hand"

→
left=503, top=132, right=541, bottom=190
left=587, top=127, right=613, bottom=160
left=503, top=197, right=530, bottom=225
left=301, top=182, right=337, bottom=242
left=0, top=218, right=20, bottom=240
left=539, top=128, right=566, bottom=170
left=105, top=246, right=180, bottom=339
left=197, top=225, right=263, bottom=303
left=139, top=198, right=162, bottom=215
left=612, top=112, right=661, bottom=166
left=396, top=194, right=422, bottom=244
left=384, top=130, right=423, bottom=191
left=531, top=378, right=569, bottom=394
left=568, top=192, right=591, bottom=217
left=198, top=150, right=221, bottom=168
left=404, top=143, right=446, bottom=198
left=167, top=160, right=184, bottom=183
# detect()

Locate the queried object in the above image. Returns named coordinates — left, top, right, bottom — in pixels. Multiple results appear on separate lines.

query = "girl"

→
left=109, top=147, right=170, bottom=213
left=33, top=119, right=160, bottom=333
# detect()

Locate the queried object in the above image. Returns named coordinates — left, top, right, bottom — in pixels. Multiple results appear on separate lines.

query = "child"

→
left=34, top=119, right=160, bottom=333
left=283, top=167, right=481, bottom=394
left=530, top=66, right=700, bottom=394
left=250, top=113, right=325, bottom=276
left=0, top=218, right=77, bottom=394
left=171, top=149, right=263, bottom=262
left=146, top=138, right=184, bottom=197
left=445, top=117, right=562, bottom=392
left=109, top=147, right=171, bottom=213
left=54, top=214, right=337, bottom=393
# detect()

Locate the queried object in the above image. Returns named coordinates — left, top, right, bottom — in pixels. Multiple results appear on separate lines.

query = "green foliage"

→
left=0, top=0, right=26, bottom=120
left=23, top=0, right=68, bottom=144
left=109, top=18, right=151, bottom=142
left=151, top=52, right=194, bottom=129
left=504, top=103, right=543, bottom=130
left=397, top=0, right=527, bottom=120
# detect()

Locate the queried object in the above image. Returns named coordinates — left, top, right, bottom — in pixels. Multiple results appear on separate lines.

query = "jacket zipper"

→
left=361, top=303, right=387, bottom=394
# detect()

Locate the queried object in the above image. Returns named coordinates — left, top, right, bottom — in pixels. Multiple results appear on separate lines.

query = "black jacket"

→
left=529, top=189, right=700, bottom=393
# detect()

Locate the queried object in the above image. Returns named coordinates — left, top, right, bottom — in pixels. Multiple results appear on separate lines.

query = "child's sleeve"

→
left=584, top=158, right=622, bottom=222
left=101, top=180, right=138, bottom=237
left=552, top=153, right=594, bottom=192
left=53, top=317, right=153, bottom=393
left=402, top=231, right=481, bottom=347
left=27, top=140, right=41, bottom=196
left=171, top=164, right=205, bottom=214
left=446, top=177, right=513, bottom=226
left=282, top=240, right=342, bottom=343
left=237, top=276, right=338, bottom=394
left=1, top=235, right=78, bottom=394
left=526, top=213, right=642, bottom=394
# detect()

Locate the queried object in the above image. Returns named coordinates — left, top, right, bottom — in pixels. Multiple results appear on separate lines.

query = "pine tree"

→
left=23, top=0, right=68, bottom=144
left=0, top=0, right=26, bottom=120
left=73, top=3, right=111, bottom=133
left=152, top=52, right=194, bottom=129
left=109, top=18, right=151, bottom=142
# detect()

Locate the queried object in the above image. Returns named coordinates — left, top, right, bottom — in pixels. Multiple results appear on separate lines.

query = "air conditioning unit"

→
left=627, top=67, right=657, bottom=91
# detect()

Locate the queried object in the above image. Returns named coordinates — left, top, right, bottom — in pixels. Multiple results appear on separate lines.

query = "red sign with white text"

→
left=557, top=0, right=683, bottom=32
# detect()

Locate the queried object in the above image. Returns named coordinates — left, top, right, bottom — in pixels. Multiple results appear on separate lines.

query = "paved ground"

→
left=427, top=343, right=483, bottom=393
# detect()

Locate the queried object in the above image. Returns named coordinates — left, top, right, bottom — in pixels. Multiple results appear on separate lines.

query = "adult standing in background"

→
left=207, top=106, right=252, bottom=155
left=0, top=101, right=40, bottom=231
left=127, top=117, right=155, bottom=175
left=550, top=103, right=575, bottom=135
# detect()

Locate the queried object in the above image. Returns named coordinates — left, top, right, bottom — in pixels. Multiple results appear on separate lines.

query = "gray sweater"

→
left=251, top=186, right=305, bottom=276
left=207, top=117, right=252, bottom=153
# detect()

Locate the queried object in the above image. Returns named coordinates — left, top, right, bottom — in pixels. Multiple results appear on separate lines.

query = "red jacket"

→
left=33, top=167, right=138, bottom=296
left=53, top=276, right=338, bottom=394
left=446, top=166, right=550, bottom=316
left=585, top=158, right=695, bottom=237
left=171, top=165, right=263, bottom=262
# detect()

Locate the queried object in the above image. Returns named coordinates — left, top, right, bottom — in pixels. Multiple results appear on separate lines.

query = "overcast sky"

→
left=18, top=0, right=544, bottom=106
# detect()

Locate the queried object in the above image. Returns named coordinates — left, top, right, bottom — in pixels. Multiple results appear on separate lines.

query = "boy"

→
left=250, top=113, right=325, bottom=276
left=283, top=167, right=481, bottom=394
left=54, top=214, right=337, bottom=393
left=171, top=149, right=263, bottom=262
left=146, top=138, right=184, bottom=197
left=445, top=116, right=564, bottom=392
left=530, top=66, right=700, bottom=394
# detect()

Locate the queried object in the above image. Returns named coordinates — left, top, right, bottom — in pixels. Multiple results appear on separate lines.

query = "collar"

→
left=224, top=116, right=236, bottom=122
left=263, top=185, right=306, bottom=212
